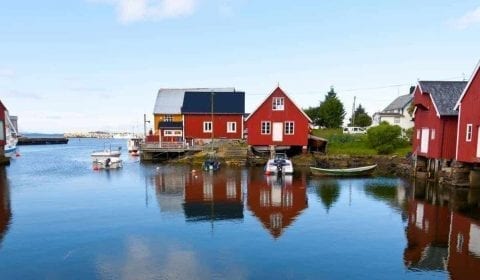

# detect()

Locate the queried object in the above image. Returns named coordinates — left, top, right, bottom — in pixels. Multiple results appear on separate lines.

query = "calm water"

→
left=0, top=139, right=479, bottom=279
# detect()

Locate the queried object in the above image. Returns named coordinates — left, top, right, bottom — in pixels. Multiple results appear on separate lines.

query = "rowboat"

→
left=310, top=164, right=377, bottom=177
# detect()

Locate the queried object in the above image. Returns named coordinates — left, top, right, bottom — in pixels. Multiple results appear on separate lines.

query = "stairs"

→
left=219, top=141, right=248, bottom=166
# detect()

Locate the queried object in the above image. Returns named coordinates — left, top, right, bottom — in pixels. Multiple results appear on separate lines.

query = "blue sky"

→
left=1, top=0, right=480, bottom=133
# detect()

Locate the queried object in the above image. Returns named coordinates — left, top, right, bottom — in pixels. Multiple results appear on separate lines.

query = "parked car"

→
left=343, top=127, right=367, bottom=134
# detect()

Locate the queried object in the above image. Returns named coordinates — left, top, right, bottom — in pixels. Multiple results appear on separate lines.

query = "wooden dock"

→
left=140, top=142, right=203, bottom=161
left=18, top=137, right=69, bottom=145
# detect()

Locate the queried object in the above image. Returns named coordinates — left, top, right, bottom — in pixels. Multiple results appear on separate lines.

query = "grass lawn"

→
left=312, top=128, right=412, bottom=156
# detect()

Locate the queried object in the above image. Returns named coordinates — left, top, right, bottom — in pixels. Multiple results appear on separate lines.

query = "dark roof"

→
left=418, top=81, right=468, bottom=116
left=383, top=94, right=412, bottom=112
left=158, top=122, right=183, bottom=129
left=181, top=91, right=245, bottom=114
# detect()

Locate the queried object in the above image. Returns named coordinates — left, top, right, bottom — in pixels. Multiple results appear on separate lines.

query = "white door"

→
left=476, top=126, right=480, bottom=158
left=272, top=122, right=283, bottom=142
left=420, top=128, right=429, bottom=154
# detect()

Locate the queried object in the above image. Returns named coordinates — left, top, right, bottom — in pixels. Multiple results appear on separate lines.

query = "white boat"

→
left=127, top=137, right=142, bottom=156
left=91, top=143, right=122, bottom=162
left=4, top=111, right=18, bottom=158
left=264, top=153, right=293, bottom=175
left=93, top=157, right=123, bottom=170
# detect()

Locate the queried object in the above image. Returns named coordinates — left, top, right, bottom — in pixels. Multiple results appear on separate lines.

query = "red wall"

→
left=457, top=70, right=480, bottom=163
left=184, top=114, right=243, bottom=140
left=246, top=87, right=310, bottom=146
left=0, top=102, right=6, bottom=146
left=413, top=87, right=457, bottom=160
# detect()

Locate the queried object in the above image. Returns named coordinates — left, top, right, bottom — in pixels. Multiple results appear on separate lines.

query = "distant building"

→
left=372, top=94, right=413, bottom=130
left=245, top=86, right=312, bottom=152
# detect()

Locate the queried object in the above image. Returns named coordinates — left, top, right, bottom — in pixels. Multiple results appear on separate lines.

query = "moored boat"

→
left=91, top=143, right=121, bottom=161
left=127, top=137, right=142, bottom=156
left=4, top=111, right=18, bottom=158
left=309, top=164, right=377, bottom=177
left=265, top=153, right=293, bottom=175
left=203, top=153, right=220, bottom=171
left=93, top=157, right=123, bottom=170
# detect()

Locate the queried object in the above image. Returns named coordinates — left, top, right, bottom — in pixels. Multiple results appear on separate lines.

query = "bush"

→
left=367, top=122, right=403, bottom=154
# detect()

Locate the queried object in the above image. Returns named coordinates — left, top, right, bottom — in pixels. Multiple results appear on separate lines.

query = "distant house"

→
left=412, top=81, right=467, bottom=160
left=373, top=94, right=413, bottom=129
left=181, top=90, right=245, bottom=144
left=0, top=100, right=6, bottom=154
left=455, top=62, right=480, bottom=163
left=152, top=88, right=235, bottom=144
left=245, top=87, right=312, bottom=151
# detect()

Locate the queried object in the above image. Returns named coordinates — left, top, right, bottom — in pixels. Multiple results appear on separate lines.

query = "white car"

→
left=343, top=127, right=367, bottom=134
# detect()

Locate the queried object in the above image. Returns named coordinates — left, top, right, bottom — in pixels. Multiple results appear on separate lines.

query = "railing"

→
left=141, top=141, right=197, bottom=150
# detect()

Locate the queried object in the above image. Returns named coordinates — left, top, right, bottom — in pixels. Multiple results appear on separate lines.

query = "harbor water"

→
left=0, top=138, right=479, bottom=279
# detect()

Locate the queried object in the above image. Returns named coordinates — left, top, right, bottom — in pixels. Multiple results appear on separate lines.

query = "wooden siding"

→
left=153, top=114, right=183, bottom=134
left=246, top=87, right=310, bottom=146
left=456, top=68, right=480, bottom=163
left=184, top=114, right=243, bottom=140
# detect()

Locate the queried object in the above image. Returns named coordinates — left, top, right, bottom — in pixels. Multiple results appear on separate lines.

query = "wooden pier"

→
left=140, top=142, right=203, bottom=161
left=18, top=137, right=69, bottom=145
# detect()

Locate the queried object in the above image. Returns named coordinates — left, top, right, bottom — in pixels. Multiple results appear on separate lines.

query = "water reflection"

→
left=311, top=179, right=340, bottom=213
left=404, top=180, right=480, bottom=279
left=364, top=179, right=408, bottom=216
left=0, top=168, right=11, bottom=247
left=247, top=171, right=308, bottom=238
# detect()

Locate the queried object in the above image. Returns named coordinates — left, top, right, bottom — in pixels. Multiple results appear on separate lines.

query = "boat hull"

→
left=4, top=145, right=16, bottom=158
left=310, top=164, right=377, bottom=177
left=93, top=158, right=123, bottom=170
left=264, top=159, right=294, bottom=175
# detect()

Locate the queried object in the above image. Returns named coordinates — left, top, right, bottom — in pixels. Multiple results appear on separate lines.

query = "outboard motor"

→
left=105, top=158, right=111, bottom=168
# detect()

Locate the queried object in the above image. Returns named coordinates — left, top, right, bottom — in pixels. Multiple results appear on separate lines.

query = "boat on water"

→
left=93, top=157, right=123, bottom=170
left=309, top=164, right=377, bottom=177
left=127, top=137, right=142, bottom=156
left=4, top=111, right=18, bottom=158
left=91, top=143, right=121, bottom=161
left=264, top=153, right=293, bottom=175
left=203, top=153, right=220, bottom=172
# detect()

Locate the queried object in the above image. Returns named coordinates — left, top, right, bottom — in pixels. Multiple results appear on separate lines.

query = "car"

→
left=343, top=127, right=367, bottom=134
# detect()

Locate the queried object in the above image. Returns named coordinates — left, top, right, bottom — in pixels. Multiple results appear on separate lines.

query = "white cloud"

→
left=454, top=6, right=480, bottom=29
left=91, top=0, right=199, bottom=23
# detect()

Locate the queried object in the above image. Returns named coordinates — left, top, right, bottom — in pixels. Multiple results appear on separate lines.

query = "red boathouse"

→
left=412, top=81, right=467, bottom=161
left=0, top=100, right=7, bottom=153
left=455, top=62, right=480, bottom=163
left=245, top=87, right=312, bottom=152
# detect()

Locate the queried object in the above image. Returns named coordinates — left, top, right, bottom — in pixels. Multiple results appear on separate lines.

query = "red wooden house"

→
left=245, top=87, right=312, bottom=151
left=0, top=100, right=7, bottom=153
left=182, top=91, right=245, bottom=145
left=455, top=62, right=480, bottom=163
left=413, top=81, right=467, bottom=160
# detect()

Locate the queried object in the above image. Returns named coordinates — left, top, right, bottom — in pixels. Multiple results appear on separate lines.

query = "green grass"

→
left=311, top=128, right=412, bottom=156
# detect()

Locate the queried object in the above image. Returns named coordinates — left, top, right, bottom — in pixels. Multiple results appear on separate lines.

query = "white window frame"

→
left=272, top=97, right=284, bottom=111
left=227, top=122, right=236, bottom=133
left=164, top=115, right=173, bottom=122
left=164, top=130, right=182, bottom=136
left=466, top=124, right=473, bottom=142
left=261, top=121, right=271, bottom=135
left=416, top=129, right=420, bottom=140
left=284, top=121, right=294, bottom=135
left=431, top=129, right=435, bottom=140
left=203, top=121, right=212, bottom=133
left=0, top=121, right=4, bottom=141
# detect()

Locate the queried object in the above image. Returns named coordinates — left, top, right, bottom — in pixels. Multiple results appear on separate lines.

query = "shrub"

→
left=367, top=122, right=402, bottom=154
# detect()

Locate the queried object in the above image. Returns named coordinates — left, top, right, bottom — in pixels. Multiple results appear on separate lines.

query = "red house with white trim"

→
left=455, top=62, right=480, bottom=163
left=412, top=81, right=467, bottom=160
left=245, top=87, right=312, bottom=151
left=0, top=100, right=6, bottom=153
left=182, top=90, right=245, bottom=144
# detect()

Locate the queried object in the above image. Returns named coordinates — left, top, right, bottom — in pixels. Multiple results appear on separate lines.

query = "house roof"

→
left=153, top=88, right=235, bottom=114
left=454, top=60, right=480, bottom=110
left=245, top=86, right=312, bottom=123
left=418, top=81, right=468, bottom=116
left=181, top=91, right=245, bottom=114
left=383, top=94, right=412, bottom=112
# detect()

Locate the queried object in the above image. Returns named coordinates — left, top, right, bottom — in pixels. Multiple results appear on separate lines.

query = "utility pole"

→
left=352, top=96, right=356, bottom=126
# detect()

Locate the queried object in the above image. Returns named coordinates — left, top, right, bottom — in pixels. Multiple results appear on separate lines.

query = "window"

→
left=261, top=121, right=271, bottom=134
left=227, top=122, right=236, bottom=133
left=164, top=115, right=173, bottom=122
left=272, top=97, right=284, bottom=111
left=416, top=129, right=420, bottom=140
left=203, top=121, right=212, bottom=133
left=164, top=130, right=182, bottom=136
left=285, top=121, right=294, bottom=135
left=431, top=129, right=435, bottom=140
left=467, top=124, right=473, bottom=142
left=394, top=117, right=400, bottom=124
left=0, top=121, right=4, bottom=140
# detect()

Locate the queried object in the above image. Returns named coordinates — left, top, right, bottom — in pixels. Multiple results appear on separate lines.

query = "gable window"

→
left=261, top=121, right=271, bottom=134
left=203, top=121, right=212, bottom=133
left=164, top=115, right=173, bottom=122
left=466, top=124, right=473, bottom=142
left=272, top=97, right=284, bottom=111
left=431, top=129, right=435, bottom=140
left=285, top=121, right=294, bottom=135
left=227, top=122, right=236, bottom=133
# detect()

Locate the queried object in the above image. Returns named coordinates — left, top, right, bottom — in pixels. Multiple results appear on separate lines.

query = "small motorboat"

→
left=127, top=137, right=142, bottom=156
left=310, top=164, right=377, bottom=177
left=203, top=153, right=220, bottom=172
left=93, top=157, right=123, bottom=170
left=264, top=153, right=293, bottom=175
left=91, top=144, right=121, bottom=161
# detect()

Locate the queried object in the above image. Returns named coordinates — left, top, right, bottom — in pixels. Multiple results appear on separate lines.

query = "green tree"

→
left=304, top=106, right=321, bottom=126
left=349, top=104, right=372, bottom=127
left=318, top=87, right=346, bottom=128
left=367, top=122, right=402, bottom=154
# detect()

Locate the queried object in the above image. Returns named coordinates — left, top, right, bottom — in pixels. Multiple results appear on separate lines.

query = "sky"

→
left=1, top=0, right=480, bottom=133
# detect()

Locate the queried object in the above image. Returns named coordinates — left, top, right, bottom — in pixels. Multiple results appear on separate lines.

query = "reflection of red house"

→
left=245, top=87, right=312, bottom=150
left=0, top=168, right=12, bottom=244
left=183, top=169, right=243, bottom=221
left=247, top=171, right=307, bottom=238
left=404, top=200, right=450, bottom=270
left=447, top=212, right=480, bottom=280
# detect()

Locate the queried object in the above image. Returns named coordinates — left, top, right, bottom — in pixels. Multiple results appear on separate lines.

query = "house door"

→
left=476, top=126, right=480, bottom=158
left=420, top=128, right=429, bottom=154
left=272, top=122, right=283, bottom=142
